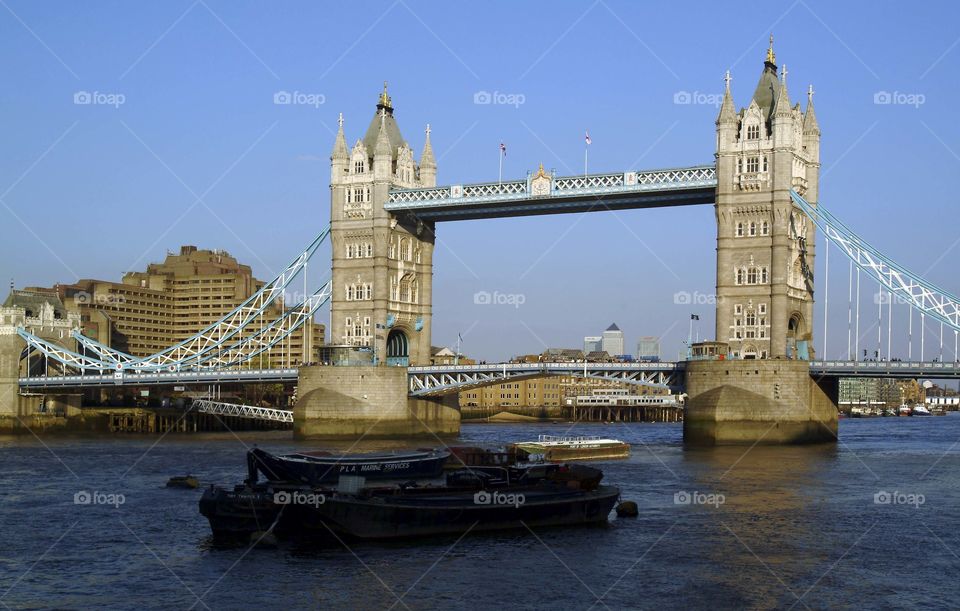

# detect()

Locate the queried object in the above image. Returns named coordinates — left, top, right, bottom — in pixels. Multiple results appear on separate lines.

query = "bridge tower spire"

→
left=713, top=40, right=820, bottom=359
left=328, top=84, right=436, bottom=366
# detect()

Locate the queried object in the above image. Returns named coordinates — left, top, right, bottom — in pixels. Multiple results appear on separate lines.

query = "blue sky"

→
left=1, top=0, right=958, bottom=362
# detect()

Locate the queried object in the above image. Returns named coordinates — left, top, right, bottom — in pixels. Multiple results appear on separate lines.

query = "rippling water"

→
left=2, top=416, right=959, bottom=609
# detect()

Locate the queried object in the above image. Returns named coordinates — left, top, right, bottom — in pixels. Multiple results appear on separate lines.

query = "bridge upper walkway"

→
left=384, top=165, right=717, bottom=221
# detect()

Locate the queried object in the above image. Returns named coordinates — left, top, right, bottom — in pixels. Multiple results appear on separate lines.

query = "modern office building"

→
left=636, top=336, right=661, bottom=361
left=583, top=336, right=602, bottom=354
left=30, top=246, right=323, bottom=367
left=601, top=323, right=625, bottom=357
left=838, top=377, right=902, bottom=409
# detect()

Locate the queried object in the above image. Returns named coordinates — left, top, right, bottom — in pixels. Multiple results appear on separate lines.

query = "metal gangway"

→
left=192, top=399, right=293, bottom=423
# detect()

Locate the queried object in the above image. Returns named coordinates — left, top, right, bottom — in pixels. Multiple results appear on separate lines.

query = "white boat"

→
left=511, top=435, right=631, bottom=462
left=911, top=405, right=932, bottom=416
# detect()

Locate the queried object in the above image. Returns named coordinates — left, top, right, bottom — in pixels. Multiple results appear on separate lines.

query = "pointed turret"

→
left=419, top=124, right=436, bottom=187
left=803, top=84, right=820, bottom=135
left=332, top=112, right=348, bottom=159
left=363, top=82, right=408, bottom=164
left=716, top=71, right=738, bottom=152
left=717, top=71, right=737, bottom=125
left=750, top=34, right=780, bottom=121
left=373, top=109, right=393, bottom=180
left=772, top=64, right=792, bottom=118
left=331, top=112, right=348, bottom=183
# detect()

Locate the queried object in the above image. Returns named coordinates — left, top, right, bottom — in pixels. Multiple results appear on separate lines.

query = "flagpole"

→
left=584, top=146, right=588, bottom=177
left=498, top=149, right=502, bottom=185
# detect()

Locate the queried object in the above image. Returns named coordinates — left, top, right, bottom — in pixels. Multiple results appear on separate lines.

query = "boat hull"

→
left=513, top=442, right=630, bottom=462
left=294, top=485, right=621, bottom=540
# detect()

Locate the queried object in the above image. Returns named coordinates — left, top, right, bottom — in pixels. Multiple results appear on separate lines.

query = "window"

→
left=736, top=269, right=744, bottom=285
left=748, top=267, right=758, bottom=284
left=364, top=284, right=372, bottom=300
left=761, top=267, right=768, bottom=283
left=746, top=124, right=760, bottom=140
left=746, top=156, right=760, bottom=173
left=346, top=244, right=354, bottom=259
left=749, top=222, right=757, bottom=236
left=736, top=222, right=744, bottom=237
left=746, top=312, right=756, bottom=326
left=366, top=243, right=373, bottom=258
left=759, top=303, right=767, bottom=314
left=734, top=304, right=743, bottom=315
left=346, top=286, right=354, bottom=301
left=354, top=160, right=365, bottom=174
left=761, top=221, right=769, bottom=235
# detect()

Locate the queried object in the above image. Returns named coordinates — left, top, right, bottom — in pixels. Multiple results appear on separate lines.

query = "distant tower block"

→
left=329, top=83, right=436, bottom=365
left=714, top=35, right=821, bottom=359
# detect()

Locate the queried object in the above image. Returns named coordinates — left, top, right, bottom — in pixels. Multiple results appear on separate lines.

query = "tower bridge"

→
left=7, top=38, right=960, bottom=442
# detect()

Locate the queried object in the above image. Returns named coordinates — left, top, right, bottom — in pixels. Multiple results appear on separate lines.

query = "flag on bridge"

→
left=500, top=142, right=506, bottom=156
left=585, top=130, right=592, bottom=145
left=691, top=314, right=700, bottom=321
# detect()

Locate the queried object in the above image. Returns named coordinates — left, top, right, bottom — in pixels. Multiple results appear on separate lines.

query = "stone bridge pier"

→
left=293, top=365, right=459, bottom=439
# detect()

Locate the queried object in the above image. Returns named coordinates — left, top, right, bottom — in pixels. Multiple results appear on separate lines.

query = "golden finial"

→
left=378, top=81, right=392, bottom=109
left=766, top=34, right=776, bottom=65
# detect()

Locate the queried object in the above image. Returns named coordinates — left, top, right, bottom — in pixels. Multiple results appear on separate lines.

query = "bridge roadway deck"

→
left=15, top=360, right=960, bottom=392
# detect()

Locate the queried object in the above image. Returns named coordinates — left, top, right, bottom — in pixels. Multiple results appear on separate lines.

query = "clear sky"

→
left=1, top=0, right=958, bottom=362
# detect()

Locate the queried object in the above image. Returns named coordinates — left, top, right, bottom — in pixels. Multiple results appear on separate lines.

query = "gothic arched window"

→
left=746, top=124, right=760, bottom=140
left=761, top=221, right=769, bottom=235
left=749, top=222, right=757, bottom=236
left=736, top=223, right=744, bottom=237
left=761, top=267, right=769, bottom=283
left=748, top=267, right=758, bottom=284
left=736, top=269, right=744, bottom=285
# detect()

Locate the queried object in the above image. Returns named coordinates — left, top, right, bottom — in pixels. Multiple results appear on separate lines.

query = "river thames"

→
left=1, top=416, right=958, bottom=609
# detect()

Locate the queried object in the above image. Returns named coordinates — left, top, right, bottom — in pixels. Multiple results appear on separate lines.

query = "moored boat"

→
left=911, top=404, right=932, bottom=416
left=200, top=456, right=620, bottom=541
left=511, top=435, right=631, bottom=462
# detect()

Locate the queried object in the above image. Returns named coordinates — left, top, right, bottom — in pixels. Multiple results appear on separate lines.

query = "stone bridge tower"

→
left=714, top=37, right=820, bottom=359
left=329, top=84, right=436, bottom=365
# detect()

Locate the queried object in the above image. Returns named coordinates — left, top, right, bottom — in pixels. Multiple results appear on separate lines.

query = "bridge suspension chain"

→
left=792, top=191, right=960, bottom=341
